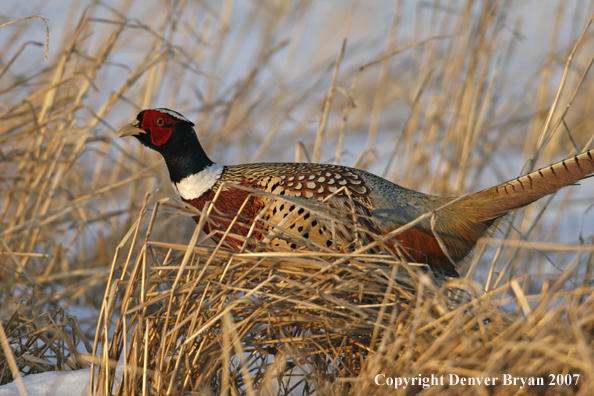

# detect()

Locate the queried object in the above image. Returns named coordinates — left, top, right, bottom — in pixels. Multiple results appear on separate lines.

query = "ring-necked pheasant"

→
left=118, top=108, right=594, bottom=277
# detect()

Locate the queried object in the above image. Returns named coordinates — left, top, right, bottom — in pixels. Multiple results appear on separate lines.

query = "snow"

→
left=0, top=366, right=123, bottom=396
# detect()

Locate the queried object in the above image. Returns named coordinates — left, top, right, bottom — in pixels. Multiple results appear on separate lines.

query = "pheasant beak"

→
left=117, top=121, right=147, bottom=138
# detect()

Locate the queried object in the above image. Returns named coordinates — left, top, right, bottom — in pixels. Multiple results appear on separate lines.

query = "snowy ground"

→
left=0, top=366, right=123, bottom=396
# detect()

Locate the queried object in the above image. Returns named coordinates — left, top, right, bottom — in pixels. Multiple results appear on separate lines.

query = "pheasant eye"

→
left=155, top=117, right=165, bottom=127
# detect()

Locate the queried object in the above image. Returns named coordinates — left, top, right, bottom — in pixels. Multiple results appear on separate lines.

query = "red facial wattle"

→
left=141, top=110, right=176, bottom=146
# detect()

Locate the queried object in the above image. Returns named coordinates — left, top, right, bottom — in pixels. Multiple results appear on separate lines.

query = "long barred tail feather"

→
left=457, top=149, right=594, bottom=220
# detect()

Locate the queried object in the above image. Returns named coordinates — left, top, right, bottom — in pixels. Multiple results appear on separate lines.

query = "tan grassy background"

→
left=1, top=0, right=594, bottom=395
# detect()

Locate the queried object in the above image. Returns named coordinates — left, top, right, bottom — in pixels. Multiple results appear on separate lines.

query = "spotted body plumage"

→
left=118, top=108, right=594, bottom=277
left=181, top=163, right=379, bottom=251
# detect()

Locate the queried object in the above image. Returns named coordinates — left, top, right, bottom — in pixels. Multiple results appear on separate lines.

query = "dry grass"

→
left=1, top=0, right=594, bottom=395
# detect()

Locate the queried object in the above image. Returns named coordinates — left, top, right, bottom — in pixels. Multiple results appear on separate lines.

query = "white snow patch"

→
left=173, top=163, right=224, bottom=200
left=0, top=364, right=123, bottom=396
